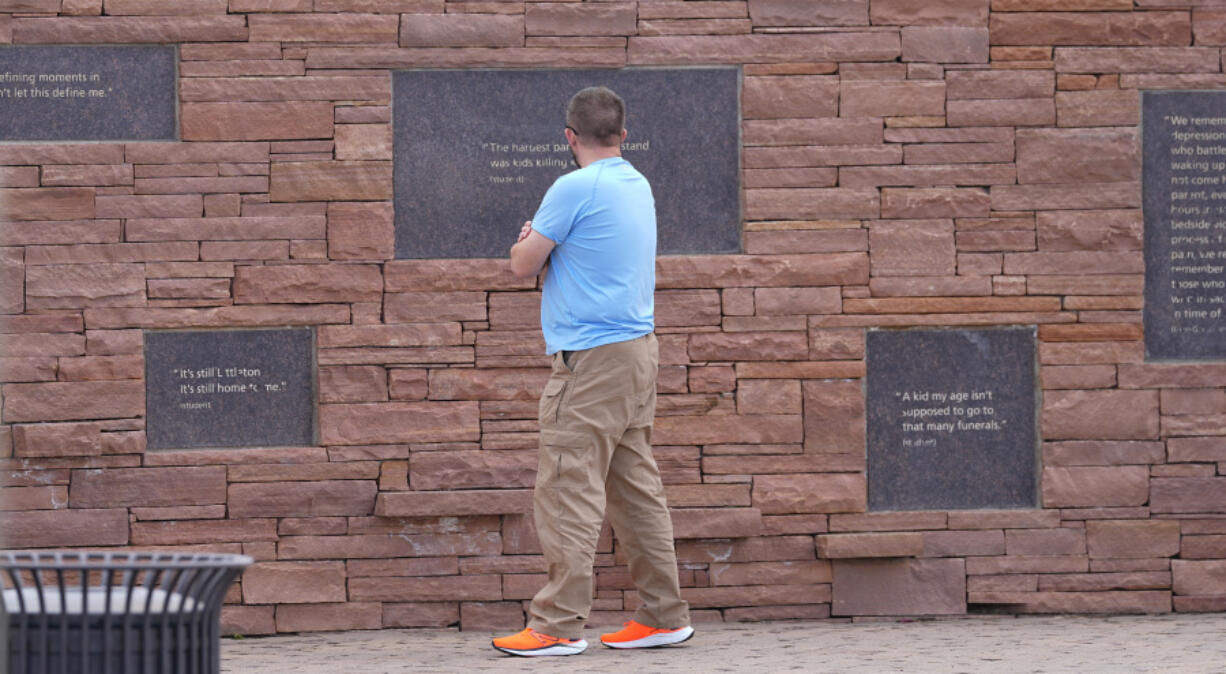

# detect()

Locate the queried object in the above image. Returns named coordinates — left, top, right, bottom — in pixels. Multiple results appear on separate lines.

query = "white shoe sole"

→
left=602, top=626, right=694, bottom=649
left=494, top=639, right=588, bottom=657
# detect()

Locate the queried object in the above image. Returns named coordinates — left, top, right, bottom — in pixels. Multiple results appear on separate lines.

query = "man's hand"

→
left=509, top=223, right=556, bottom=279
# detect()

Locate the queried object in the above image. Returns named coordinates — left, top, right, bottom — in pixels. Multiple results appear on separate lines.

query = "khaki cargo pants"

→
left=527, top=333, right=691, bottom=639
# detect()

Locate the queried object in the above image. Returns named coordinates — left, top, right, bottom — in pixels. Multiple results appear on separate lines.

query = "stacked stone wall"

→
left=1, top=0, right=1225, bottom=633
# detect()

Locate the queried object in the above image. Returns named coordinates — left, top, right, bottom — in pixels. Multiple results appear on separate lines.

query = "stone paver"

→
left=222, top=614, right=1226, bottom=673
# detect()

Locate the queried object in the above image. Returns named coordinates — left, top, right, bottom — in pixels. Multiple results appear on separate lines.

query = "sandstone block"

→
left=1087, top=520, right=1181, bottom=559
left=968, top=590, right=1171, bottom=614
left=744, top=188, right=880, bottom=220
left=334, top=124, right=392, bottom=161
left=670, top=507, right=763, bottom=539
left=130, top=519, right=274, bottom=546
left=1005, top=528, right=1087, bottom=556
left=376, top=489, right=531, bottom=518
left=1035, top=209, right=1142, bottom=252
left=628, top=32, right=900, bottom=65
left=753, top=473, right=865, bottom=514
left=182, top=102, right=333, bottom=141
left=1056, top=89, right=1139, bottom=127
left=25, top=263, right=144, bottom=309
left=327, top=202, right=394, bottom=260
left=832, top=558, right=965, bottom=615
left=840, top=80, right=945, bottom=117
left=248, top=13, right=397, bottom=42
left=526, top=3, right=636, bottom=36
left=749, top=0, right=867, bottom=26
left=429, top=368, right=549, bottom=401
left=1151, top=477, right=1226, bottom=514
left=72, top=466, right=226, bottom=508
left=1168, top=437, right=1226, bottom=463
left=410, top=450, right=535, bottom=491
left=753, top=287, right=841, bottom=316
left=743, top=229, right=866, bottom=255
left=12, top=422, right=103, bottom=458
left=743, top=75, right=839, bottom=119
left=243, top=561, right=346, bottom=605
left=1, top=508, right=128, bottom=548
left=658, top=253, right=868, bottom=289
left=689, top=332, right=808, bottom=361
left=803, top=379, right=865, bottom=453
left=127, top=216, right=324, bottom=242
left=388, top=369, right=428, bottom=400
left=220, top=605, right=275, bottom=637
left=991, top=11, right=1190, bottom=47
left=689, top=366, right=736, bottom=393
left=384, top=602, right=460, bottom=628
left=401, top=13, right=523, bottom=46
left=947, top=98, right=1054, bottom=127
left=818, top=532, right=922, bottom=558
left=1055, top=46, right=1219, bottom=75
left=658, top=289, right=722, bottom=327
left=11, top=16, right=248, bottom=43
left=460, top=602, right=524, bottom=632
left=321, top=400, right=479, bottom=445
left=275, top=602, right=381, bottom=633
left=384, top=291, right=487, bottom=322
left=2, top=380, right=143, bottom=423
left=349, top=574, right=501, bottom=602
left=737, top=379, right=801, bottom=415
left=654, top=414, right=802, bottom=446
left=902, top=26, right=988, bottom=63
left=1172, top=559, right=1226, bottom=596
left=869, top=219, right=955, bottom=277
left=1042, top=390, right=1158, bottom=440
left=922, top=530, right=1005, bottom=557
left=234, top=264, right=382, bottom=304
left=870, top=0, right=987, bottom=26
left=1041, top=466, right=1150, bottom=508
left=947, top=70, right=1053, bottom=100
left=1042, top=441, right=1163, bottom=466
left=0, top=188, right=94, bottom=222
left=1016, top=128, right=1139, bottom=185
left=229, top=480, right=376, bottom=518
left=270, top=161, right=391, bottom=202
left=319, top=366, right=388, bottom=404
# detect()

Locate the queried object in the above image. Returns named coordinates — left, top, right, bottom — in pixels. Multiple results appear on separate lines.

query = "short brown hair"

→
left=565, top=86, right=625, bottom=147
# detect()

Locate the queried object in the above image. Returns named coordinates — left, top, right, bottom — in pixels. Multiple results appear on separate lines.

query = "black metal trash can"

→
left=2, top=550, right=252, bottom=674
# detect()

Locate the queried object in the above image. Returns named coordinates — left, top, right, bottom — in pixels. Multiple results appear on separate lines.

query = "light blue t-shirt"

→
left=531, top=156, right=656, bottom=354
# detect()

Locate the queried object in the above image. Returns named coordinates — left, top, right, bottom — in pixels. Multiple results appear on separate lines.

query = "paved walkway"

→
left=221, top=613, right=1226, bottom=673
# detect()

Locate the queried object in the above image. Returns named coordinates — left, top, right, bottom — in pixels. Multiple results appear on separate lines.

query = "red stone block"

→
left=41, top=164, right=134, bottom=187
left=229, top=480, right=376, bottom=518
left=737, top=378, right=801, bottom=415
left=2, top=380, right=143, bottom=423
left=1118, top=363, right=1226, bottom=389
left=127, top=216, right=324, bottom=242
left=743, top=229, right=865, bottom=255
left=1042, top=390, right=1158, bottom=440
left=243, top=561, right=346, bottom=605
left=965, top=555, right=1087, bottom=575
left=743, top=75, right=838, bottom=119
left=627, top=33, right=900, bottom=65
left=248, top=13, right=397, bottom=42
left=326, top=201, right=395, bottom=261
left=25, top=262, right=145, bottom=310
left=1172, top=559, right=1226, bottom=596
left=753, top=473, right=865, bottom=514
left=947, top=98, right=1055, bottom=127
left=708, top=560, right=831, bottom=587
left=410, top=450, right=535, bottom=491
left=818, top=532, right=923, bottom=558
left=0, top=188, right=94, bottom=221
left=0, top=358, right=57, bottom=384
left=1042, top=441, right=1163, bottom=466
left=922, top=530, right=1005, bottom=557
left=376, top=489, right=532, bottom=518
left=1041, top=466, right=1150, bottom=507
left=832, top=558, right=966, bottom=616
left=95, top=195, right=202, bottom=219
left=869, top=219, right=955, bottom=276
left=1055, top=47, right=1219, bottom=75
left=130, top=505, right=225, bottom=521
left=1151, top=477, right=1226, bottom=514
left=1038, top=572, right=1171, bottom=592
left=319, top=366, right=388, bottom=404
left=744, top=187, right=881, bottom=220
left=12, top=16, right=248, bottom=43
left=1082, top=520, right=1180, bottom=561
left=428, top=368, right=549, bottom=402
left=842, top=164, right=1017, bottom=189
left=71, top=466, right=225, bottom=508
left=1, top=508, right=128, bottom=548
left=0, top=485, right=67, bottom=511
left=182, top=102, right=333, bottom=141
left=902, top=26, right=988, bottom=63
left=1168, top=437, right=1226, bottom=463
left=233, top=263, right=382, bottom=304
left=526, top=3, right=636, bottom=36
left=220, top=605, right=275, bottom=637
left=658, top=253, right=868, bottom=289
left=657, top=289, right=721, bottom=327
left=130, top=519, right=277, bottom=545
left=991, top=11, right=1190, bottom=46
left=228, top=462, right=379, bottom=483
left=270, top=161, right=391, bottom=202
left=682, top=583, right=830, bottom=609
left=689, top=332, right=808, bottom=361
left=654, top=414, right=802, bottom=446
left=460, top=601, right=523, bottom=632
left=670, top=507, right=763, bottom=539
left=840, top=80, right=945, bottom=117
left=383, top=602, right=460, bottom=628
left=969, top=590, right=1170, bottom=614
left=1016, top=128, right=1139, bottom=185
left=688, top=365, right=736, bottom=394
left=275, top=602, right=382, bottom=633
left=1005, top=528, right=1086, bottom=556
left=1056, top=89, right=1140, bottom=127
left=802, top=379, right=864, bottom=453
left=350, top=574, right=501, bottom=602
left=401, top=13, right=523, bottom=46
left=745, top=118, right=883, bottom=147
left=334, top=124, right=392, bottom=161
left=870, top=0, right=987, bottom=25
left=748, top=0, right=866, bottom=26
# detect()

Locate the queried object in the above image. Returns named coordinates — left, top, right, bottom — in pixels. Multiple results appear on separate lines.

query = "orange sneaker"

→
left=491, top=627, right=587, bottom=657
left=600, top=621, right=694, bottom=649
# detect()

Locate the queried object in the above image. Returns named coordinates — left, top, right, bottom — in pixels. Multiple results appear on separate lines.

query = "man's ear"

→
left=621, top=129, right=628, bottom=142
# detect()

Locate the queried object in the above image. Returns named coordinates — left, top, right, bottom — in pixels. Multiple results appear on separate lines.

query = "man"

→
left=492, top=86, right=693, bottom=657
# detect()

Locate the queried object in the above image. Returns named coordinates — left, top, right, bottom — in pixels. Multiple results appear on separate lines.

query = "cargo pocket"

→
left=538, top=377, right=569, bottom=426
left=539, top=429, right=591, bottom=490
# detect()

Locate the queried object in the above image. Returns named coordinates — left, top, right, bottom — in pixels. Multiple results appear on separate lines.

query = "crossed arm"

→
left=509, top=220, right=556, bottom=279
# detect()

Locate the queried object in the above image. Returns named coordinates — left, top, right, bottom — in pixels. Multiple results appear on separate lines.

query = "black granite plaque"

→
left=1143, top=92, right=1226, bottom=360
left=866, top=327, right=1038, bottom=511
left=0, top=45, right=176, bottom=141
left=393, top=68, right=741, bottom=258
left=145, top=329, right=316, bottom=450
